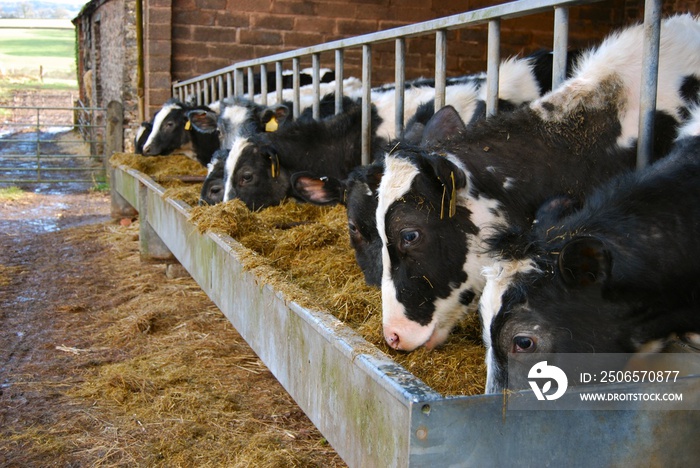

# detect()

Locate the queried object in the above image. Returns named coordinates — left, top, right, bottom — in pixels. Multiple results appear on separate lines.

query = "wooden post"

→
left=105, top=101, right=124, bottom=164
left=107, top=101, right=136, bottom=219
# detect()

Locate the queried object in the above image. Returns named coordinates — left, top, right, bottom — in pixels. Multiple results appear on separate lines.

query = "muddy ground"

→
left=0, top=188, right=345, bottom=466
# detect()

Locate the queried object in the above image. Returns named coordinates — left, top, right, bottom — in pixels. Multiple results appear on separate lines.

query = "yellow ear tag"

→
left=265, top=116, right=279, bottom=132
left=184, top=120, right=191, bottom=130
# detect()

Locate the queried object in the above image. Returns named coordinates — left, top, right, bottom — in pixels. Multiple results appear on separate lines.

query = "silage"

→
left=113, top=154, right=486, bottom=396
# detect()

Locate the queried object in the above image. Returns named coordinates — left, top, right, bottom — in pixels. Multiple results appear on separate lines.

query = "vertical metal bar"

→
left=435, top=30, right=447, bottom=112
left=195, top=82, right=202, bottom=105
left=552, top=7, right=569, bottom=90
left=486, top=19, right=501, bottom=116
left=35, top=107, right=40, bottom=182
left=395, top=38, right=406, bottom=138
left=335, top=49, right=344, bottom=115
left=226, top=72, right=233, bottom=98
left=260, top=64, right=268, bottom=106
left=218, top=76, right=224, bottom=102
left=234, top=68, right=244, bottom=97
left=637, top=0, right=662, bottom=169
left=276, top=62, right=284, bottom=105
left=293, top=58, right=301, bottom=119
left=203, top=79, right=209, bottom=104
left=210, top=78, right=215, bottom=103
left=362, top=44, right=372, bottom=165
left=312, top=53, right=321, bottom=119
left=248, top=67, right=255, bottom=101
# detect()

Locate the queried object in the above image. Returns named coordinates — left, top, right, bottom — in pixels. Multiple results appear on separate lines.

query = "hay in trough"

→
left=110, top=153, right=207, bottom=184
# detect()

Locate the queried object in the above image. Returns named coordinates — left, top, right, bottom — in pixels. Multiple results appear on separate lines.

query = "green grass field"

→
left=0, top=22, right=78, bottom=92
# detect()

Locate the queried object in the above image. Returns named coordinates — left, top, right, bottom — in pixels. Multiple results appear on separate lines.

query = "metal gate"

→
left=0, top=101, right=106, bottom=186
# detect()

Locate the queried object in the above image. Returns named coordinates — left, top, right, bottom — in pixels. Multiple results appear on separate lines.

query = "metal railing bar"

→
left=637, top=0, right=662, bottom=169
left=335, top=50, right=345, bottom=114
left=552, top=7, right=569, bottom=89
left=247, top=67, right=255, bottom=101
left=394, top=38, right=406, bottom=138
left=486, top=19, right=501, bottom=116
left=260, top=63, right=269, bottom=105
left=292, top=58, right=301, bottom=119
left=312, top=53, right=321, bottom=119
left=434, top=30, right=447, bottom=112
left=361, top=45, right=372, bottom=165
left=276, top=62, right=284, bottom=104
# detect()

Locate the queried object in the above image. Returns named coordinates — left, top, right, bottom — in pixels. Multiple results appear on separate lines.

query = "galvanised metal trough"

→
left=111, top=164, right=700, bottom=467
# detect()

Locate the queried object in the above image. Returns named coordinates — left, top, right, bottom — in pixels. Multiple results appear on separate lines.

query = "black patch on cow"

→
left=458, top=289, right=476, bottom=307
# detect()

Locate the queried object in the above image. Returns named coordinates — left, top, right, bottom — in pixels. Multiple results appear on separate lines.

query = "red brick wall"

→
left=144, top=0, right=700, bottom=118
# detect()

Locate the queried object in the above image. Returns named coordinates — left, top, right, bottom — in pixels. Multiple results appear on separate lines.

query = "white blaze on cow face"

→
left=143, top=102, right=181, bottom=152
left=479, top=260, right=538, bottom=350
left=223, top=137, right=252, bottom=201
left=219, top=104, right=253, bottom=149
left=376, top=155, right=424, bottom=350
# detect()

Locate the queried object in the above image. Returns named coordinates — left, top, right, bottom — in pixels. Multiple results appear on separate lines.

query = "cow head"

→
left=199, top=148, right=229, bottom=206
left=223, top=136, right=290, bottom=211
left=482, top=236, right=639, bottom=393
left=142, top=99, right=191, bottom=156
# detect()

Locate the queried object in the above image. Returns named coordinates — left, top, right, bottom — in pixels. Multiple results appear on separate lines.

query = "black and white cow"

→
left=291, top=49, right=580, bottom=286
left=481, top=109, right=700, bottom=393
left=242, top=67, right=335, bottom=95
left=140, top=98, right=221, bottom=166
left=134, top=121, right=152, bottom=155
left=199, top=92, right=352, bottom=206
left=223, top=96, right=387, bottom=210
left=375, top=14, right=700, bottom=352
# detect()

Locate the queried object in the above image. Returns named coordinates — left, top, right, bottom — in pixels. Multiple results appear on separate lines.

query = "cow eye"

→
left=400, top=229, right=420, bottom=248
left=348, top=220, right=358, bottom=234
left=239, top=173, right=253, bottom=184
left=512, top=335, right=536, bottom=353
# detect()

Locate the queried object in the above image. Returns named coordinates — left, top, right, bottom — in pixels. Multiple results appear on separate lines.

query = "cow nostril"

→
left=386, top=332, right=400, bottom=349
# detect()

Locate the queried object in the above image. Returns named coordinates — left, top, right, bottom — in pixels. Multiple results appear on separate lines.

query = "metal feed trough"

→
left=111, top=0, right=700, bottom=465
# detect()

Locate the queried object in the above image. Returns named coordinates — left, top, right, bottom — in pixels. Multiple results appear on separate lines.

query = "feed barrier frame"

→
left=111, top=165, right=700, bottom=467
left=172, top=0, right=662, bottom=167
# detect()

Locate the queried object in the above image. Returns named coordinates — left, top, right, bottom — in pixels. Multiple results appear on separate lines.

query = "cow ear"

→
left=261, top=105, right=290, bottom=132
left=187, top=109, right=219, bottom=133
left=291, top=172, right=346, bottom=205
left=534, top=195, right=581, bottom=226
left=421, top=105, right=466, bottom=147
left=558, top=237, right=611, bottom=288
left=363, top=162, right=384, bottom=194
left=424, top=153, right=467, bottom=219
